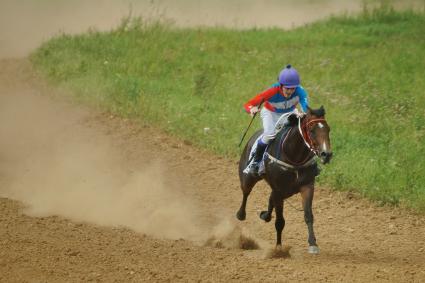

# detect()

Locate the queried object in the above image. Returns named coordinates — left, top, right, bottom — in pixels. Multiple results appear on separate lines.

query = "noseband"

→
left=299, top=117, right=327, bottom=156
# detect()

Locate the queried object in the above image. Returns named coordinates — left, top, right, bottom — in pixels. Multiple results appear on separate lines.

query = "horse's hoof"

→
left=259, top=211, right=272, bottom=222
left=236, top=210, right=246, bottom=221
left=308, top=245, right=320, bottom=254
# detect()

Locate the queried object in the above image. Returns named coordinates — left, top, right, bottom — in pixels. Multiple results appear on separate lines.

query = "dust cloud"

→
left=0, top=61, right=204, bottom=241
left=0, top=60, right=262, bottom=245
left=205, top=218, right=263, bottom=250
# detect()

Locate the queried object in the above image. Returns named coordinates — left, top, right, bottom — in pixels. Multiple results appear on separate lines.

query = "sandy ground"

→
left=1, top=59, right=425, bottom=282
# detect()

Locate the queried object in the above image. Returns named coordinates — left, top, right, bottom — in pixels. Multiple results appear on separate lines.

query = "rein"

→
left=299, top=117, right=327, bottom=156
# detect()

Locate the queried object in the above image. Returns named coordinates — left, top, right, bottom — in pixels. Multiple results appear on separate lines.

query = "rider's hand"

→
left=293, top=108, right=305, bottom=118
left=249, top=106, right=259, bottom=117
left=297, top=111, right=306, bottom=118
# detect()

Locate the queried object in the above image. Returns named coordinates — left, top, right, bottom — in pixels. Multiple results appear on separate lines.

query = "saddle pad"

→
left=248, top=123, right=292, bottom=163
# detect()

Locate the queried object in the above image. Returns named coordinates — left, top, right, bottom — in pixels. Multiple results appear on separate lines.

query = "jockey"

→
left=243, top=64, right=309, bottom=175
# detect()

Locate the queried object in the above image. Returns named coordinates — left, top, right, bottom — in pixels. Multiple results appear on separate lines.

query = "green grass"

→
left=31, top=7, right=425, bottom=211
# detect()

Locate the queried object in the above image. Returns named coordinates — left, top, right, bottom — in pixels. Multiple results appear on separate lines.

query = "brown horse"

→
left=236, top=106, right=332, bottom=254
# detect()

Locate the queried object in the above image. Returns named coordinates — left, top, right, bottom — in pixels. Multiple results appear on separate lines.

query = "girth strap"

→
left=264, top=152, right=316, bottom=171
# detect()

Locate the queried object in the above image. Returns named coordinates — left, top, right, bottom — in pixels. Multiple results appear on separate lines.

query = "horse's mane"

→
left=287, top=113, right=298, bottom=127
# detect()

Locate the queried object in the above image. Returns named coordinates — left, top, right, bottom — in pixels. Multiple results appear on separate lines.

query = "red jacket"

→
left=244, top=83, right=308, bottom=114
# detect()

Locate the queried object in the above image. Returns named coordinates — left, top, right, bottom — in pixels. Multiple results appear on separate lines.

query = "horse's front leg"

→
left=236, top=193, right=249, bottom=221
left=273, top=193, right=285, bottom=247
left=300, top=184, right=319, bottom=254
left=236, top=176, right=258, bottom=221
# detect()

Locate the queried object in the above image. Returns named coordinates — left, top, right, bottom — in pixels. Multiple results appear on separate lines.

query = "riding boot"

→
left=244, top=140, right=268, bottom=175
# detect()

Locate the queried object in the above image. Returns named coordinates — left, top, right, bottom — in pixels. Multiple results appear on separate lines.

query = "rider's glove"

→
left=249, top=106, right=259, bottom=117
left=293, top=108, right=305, bottom=118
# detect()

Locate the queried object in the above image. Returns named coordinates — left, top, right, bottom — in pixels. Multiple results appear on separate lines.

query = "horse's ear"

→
left=319, top=105, right=326, bottom=116
left=307, top=106, right=312, bottom=114
left=307, top=105, right=326, bottom=117
left=287, top=113, right=298, bottom=126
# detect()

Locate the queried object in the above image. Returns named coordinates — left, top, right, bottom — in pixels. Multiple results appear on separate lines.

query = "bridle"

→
left=299, top=116, right=327, bottom=156
left=265, top=113, right=329, bottom=175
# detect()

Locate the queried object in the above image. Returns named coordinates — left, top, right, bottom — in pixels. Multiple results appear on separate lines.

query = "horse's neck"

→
left=272, top=125, right=312, bottom=164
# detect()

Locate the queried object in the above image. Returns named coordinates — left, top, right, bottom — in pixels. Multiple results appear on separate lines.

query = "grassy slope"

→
left=31, top=9, right=425, bottom=210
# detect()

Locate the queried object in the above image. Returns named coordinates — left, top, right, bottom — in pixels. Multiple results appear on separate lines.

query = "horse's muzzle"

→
left=320, top=151, right=333, bottom=164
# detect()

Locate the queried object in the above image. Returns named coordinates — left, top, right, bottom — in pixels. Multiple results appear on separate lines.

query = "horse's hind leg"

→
left=236, top=176, right=258, bottom=221
left=260, top=191, right=274, bottom=222
left=300, top=185, right=319, bottom=254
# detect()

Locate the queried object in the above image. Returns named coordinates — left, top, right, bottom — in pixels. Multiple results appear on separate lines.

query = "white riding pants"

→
left=260, top=108, right=295, bottom=144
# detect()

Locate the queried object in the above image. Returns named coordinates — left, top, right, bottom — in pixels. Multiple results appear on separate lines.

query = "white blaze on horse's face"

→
left=318, top=123, right=332, bottom=163
left=321, top=139, right=328, bottom=152
left=317, top=123, right=327, bottom=151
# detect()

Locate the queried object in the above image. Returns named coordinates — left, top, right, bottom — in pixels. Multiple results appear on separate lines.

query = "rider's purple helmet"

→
left=278, top=64, right=300, bottom=88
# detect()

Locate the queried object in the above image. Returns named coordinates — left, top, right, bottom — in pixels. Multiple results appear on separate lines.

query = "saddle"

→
left=247, top=121, right=293, bottom=175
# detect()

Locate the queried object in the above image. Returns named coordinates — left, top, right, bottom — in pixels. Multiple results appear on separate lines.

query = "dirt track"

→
left=1, top=59, right=425, bottom=282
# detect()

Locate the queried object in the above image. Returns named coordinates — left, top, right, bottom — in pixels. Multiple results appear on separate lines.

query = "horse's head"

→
left=301, top=106, right=333, bottom=164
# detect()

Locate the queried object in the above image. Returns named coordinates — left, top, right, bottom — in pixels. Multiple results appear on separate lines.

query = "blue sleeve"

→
left=296, top=86, right=309, bottom=112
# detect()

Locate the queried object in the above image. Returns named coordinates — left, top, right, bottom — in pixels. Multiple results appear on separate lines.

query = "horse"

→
left=236, top=106, right=332, bottom=254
